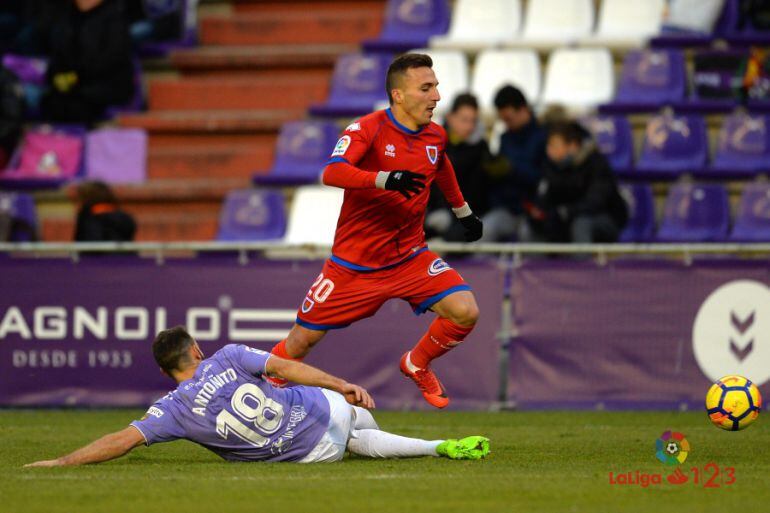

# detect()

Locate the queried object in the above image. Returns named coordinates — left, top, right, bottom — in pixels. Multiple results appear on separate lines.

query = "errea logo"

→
left=385, top=144, right=396, bottom=157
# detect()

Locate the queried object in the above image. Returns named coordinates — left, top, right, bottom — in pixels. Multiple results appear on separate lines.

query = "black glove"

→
left=458, top=213, right=483, bottom=242
left=384, top=170, right=425, bottom=199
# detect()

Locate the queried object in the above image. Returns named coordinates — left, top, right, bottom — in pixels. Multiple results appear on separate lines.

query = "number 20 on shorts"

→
left=302, top=273, right=335, bottom=313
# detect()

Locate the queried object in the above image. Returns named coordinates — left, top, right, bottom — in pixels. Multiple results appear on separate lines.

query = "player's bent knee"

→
left=448, top=302, right=479, bottom=327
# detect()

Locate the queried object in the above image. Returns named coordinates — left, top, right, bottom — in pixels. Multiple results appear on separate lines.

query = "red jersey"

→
left=322, top=108, right=466, bottom=271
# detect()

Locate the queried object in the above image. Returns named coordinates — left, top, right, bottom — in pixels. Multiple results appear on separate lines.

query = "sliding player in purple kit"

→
left=267, top=53, right=484, bottom=409
left=25, top=327, right=489, bottom=467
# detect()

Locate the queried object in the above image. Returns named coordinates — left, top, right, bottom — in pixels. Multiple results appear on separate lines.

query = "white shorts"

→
left=299, top=389, right=353, bottom=463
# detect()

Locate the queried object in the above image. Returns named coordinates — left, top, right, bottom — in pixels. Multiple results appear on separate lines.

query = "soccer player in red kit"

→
left=268, top=53, right=484, bottom=408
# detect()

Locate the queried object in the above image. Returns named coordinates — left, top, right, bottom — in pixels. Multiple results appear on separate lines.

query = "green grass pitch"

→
left=1, top=410, right=768, bottom=513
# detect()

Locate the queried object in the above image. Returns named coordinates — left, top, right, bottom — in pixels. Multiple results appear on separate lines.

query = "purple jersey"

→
left=130, top=344, right=330, bottom=462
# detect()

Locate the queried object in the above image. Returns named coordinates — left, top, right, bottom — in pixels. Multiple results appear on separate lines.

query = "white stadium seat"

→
left=430, top=0, right=522, bottom=52
left=541, top=48, right=614, bottom=112
left=412, top=49, right=469, bottom=118
left=471, top=49, right=541, bottom=116
left=284, top=185, right=344, bottom=245
left=584, top=0, right=665, bottom=48
left=512, top=0, right=594, bottom=49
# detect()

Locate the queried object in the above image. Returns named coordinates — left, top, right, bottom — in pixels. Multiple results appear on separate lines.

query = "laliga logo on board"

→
left=692, top=280, right=770, bottom=386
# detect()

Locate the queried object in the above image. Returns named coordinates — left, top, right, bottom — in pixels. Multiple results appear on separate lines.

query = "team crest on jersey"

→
left=426, top=145, right=438, bottom=164
left=428, top=258, right=452, bottom=276
left=385, top=144, right=396, bottom=157
left=331, top=135, right=351, bottom=157
left=301, top=297, right=315, bottom=313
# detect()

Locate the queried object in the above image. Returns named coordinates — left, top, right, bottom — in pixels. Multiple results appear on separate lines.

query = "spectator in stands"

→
left=425, top=93, right=493, bottom=242
left=487, top=84, right=547, bottom=241
left=74, top=180, right=136, bottom=242
left=125, top=0, right=187, bottom=48
left=39, top=0, right=134, bottom=124
left=529, top=122, right=628, bottom=243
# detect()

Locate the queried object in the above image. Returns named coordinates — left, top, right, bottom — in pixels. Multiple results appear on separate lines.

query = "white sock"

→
left=352, top=406, right=379, bottom=430
left=347, top=429, right=443, bottom=458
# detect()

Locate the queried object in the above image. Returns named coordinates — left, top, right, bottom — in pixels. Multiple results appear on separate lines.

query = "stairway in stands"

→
left=40, top=0, right=384, bottom=242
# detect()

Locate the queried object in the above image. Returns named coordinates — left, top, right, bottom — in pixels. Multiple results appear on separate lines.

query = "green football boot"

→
left=437, top=436, right=490, bottom=460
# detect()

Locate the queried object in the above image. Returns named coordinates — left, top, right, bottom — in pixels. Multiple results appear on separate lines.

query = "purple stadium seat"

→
left=610, top=49, right=686, bottom=111
left=363, top=0, right=451, bottom=53
left=580, top=114, right=633, bottom=173
left=656, top=183, right=729, bottom=242
left=309, top=53, right=391, bottom=118
left=636, top=113, right=708, bottom=178
left=86, top=128, right=148, bottom=184
left=0, top=191, right=37, bottom=241
left=709, top=112, right=770, bottom=176
left=729, top=182, right=770, bottom=241
left=618, top=184, right=655, bottom=242
left=217, top=189, right=286, bottom=241
left=2, top=54, right=47, bottom=85
left=253, top=121, right=340, bottom=186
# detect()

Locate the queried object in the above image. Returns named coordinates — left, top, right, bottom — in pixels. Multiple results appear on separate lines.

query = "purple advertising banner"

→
left=0, top=257, right=503, bottom=409
left=511, top=259, right=770, bottom=410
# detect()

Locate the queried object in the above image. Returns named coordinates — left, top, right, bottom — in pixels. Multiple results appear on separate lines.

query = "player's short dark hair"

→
left=548, top=121, right=590, bottom=145
left=493, top=85, right=528, bottom=110
left=152, top=326, right=196, bottom=374
left=450, top=93, right=479, bottom=113
left=386, top=53, right=433, bottom=105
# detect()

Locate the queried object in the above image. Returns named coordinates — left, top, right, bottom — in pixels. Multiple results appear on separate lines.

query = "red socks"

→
left=409, top=317, right=474, bottom=369
left=270, top=339, right=303, bottom=361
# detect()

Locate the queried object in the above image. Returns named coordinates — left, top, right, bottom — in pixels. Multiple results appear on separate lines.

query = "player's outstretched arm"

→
left=24, top=426, right=145, bottom=467
left=266, top=356, right=375, bottom=409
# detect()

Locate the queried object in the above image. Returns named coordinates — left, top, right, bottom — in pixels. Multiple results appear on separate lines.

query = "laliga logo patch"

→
left=428, top=258, right=451, bottom=276
left=426, top=145, right=438, bottom=165
left=331, top=135, right=351, bottom=157
left=301, top=297, right=315, bottom=313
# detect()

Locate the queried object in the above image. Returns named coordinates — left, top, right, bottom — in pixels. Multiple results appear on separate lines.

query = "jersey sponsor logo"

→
left=147, top=406, right=164, bottom=418
left=385, top=144, right=396, bottom=157
left=428, top=258, right=452, bottom=276
left=426, top=145, right=438, bottom=165
left=345, top=122, right=361, bottom=132
left=331, top=135, right=351, bottom=157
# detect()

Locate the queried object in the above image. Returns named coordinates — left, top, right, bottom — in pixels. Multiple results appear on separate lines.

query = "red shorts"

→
left=295, top=249, right=470, bottom=330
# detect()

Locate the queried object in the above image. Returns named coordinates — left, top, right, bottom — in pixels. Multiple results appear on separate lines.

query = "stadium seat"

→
left=636, top=113, right=708, bottom=178
left=471, top=49, right=540, bottom=116
left=430, top=0, right=521, bottom=51
left=580, top=114, right=633, bottom=173
left=515, top=0, right=594, bottom=47
left=618, top=184, right=655, bottom=242
left=363, top=0, right=451, bottom=53
left=217, top=189, right=287, bottom=241
left=0, top=191, right=37, bottom=242
left=584, top=0, right=665, bottom=47
left=284, top=185, right=344, bottom=245
left=85, top=128, right=148, bottom=184
left=253, top=121, right=339, bottom=186
left=729, top=182, right=770, bottom=241
left=656, top=184, right=729, bottom=242
left=709, top=112, right=770, bottom=176
left=541, top=48, right=614, bottom=111
left=309, top=53, right=391, bottom=118
left=411, top=49, right=468, bottom=118
left=608, top=49, right=686, bottom=111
